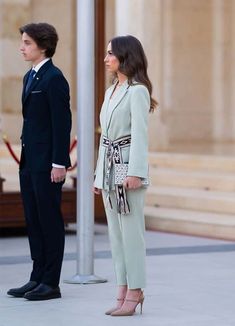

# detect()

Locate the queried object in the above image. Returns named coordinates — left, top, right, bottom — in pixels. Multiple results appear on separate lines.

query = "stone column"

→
left=212, top=0, right=235, bottom=142
left=229, top=0, right=235, bottom=140
left=163, top=0, right=214, bottom=147
left=114, top=0, right=169, bottom=151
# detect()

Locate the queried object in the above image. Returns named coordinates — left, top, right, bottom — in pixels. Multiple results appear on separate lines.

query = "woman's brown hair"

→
left=110, top=35, right=158, bottom=112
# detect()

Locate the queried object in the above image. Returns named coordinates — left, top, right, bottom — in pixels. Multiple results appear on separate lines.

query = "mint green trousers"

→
left=102, top=188, right=146, bottom=289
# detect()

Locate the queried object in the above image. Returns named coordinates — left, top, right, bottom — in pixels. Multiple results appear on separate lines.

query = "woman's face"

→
left=104, top=42, right=120, bottom=73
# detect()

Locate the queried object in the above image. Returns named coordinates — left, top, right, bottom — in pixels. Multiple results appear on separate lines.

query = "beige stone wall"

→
left=212, top=0, right=235, bottom=141
left=31, top=0, right=76, bottom=125
left=0, top=0, right=31, bottom=142
left=2, top=0, right=235, bottom=152
left=114, top=0, right=214, bottom=150
left=105, top=0, right=166, bottom=151
left=114, top=0, right=168, bottom=151
left=163, top=0, right=214, bottom=145
left=112, top=0, right=235, bottom=151
left=0, top=0, right=76, bottom=143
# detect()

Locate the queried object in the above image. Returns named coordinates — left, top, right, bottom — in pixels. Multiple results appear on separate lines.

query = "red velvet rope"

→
left=68, top=161, right=77, bottom=171
left=68, top=137, right=77, bottom=171
left=2, top=135, right=20, bottom=164
left=2, top=135, right=78, bottom=170
left=69, top=137, right=77, bottom=153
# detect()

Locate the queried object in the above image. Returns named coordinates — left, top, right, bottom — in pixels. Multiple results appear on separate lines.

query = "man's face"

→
left=20, top=32, right=46, bottom=65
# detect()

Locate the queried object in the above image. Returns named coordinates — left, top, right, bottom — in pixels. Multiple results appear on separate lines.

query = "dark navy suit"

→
left=20, top=59, right=71, bottom=287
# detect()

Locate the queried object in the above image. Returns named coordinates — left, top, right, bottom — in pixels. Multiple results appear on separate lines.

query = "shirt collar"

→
left=33, top=58, right=50, bottom=73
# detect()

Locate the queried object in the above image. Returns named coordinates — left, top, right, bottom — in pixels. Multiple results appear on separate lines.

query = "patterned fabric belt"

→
left=102, top=135, right=131, bottom=214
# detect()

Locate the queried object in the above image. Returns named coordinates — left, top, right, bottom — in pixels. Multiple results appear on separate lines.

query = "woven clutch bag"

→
left=114, top=163, right=149, bottom=186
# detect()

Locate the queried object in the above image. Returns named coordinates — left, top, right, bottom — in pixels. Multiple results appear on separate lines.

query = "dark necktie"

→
left=25, top=69, right=36, bottom=92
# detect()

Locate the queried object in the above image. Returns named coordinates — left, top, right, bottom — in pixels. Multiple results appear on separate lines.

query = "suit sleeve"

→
left=127, top=85, right=150, bottom=178
left=47, top=74, right=72, bottom=167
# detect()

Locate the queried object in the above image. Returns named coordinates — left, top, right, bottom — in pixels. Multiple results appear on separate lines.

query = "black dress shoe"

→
left=7, top=281, right=38, bottom=298
left=24, top=283, right=61, bottom=301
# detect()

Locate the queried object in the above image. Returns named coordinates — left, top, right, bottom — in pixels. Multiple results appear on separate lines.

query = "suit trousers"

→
left=102, top=187, right=146, bottom=289
left=19, top=168, right=65, bottom=287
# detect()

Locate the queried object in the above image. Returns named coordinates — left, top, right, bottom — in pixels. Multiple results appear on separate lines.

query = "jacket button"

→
left=22, top=144, right=25, bottom=147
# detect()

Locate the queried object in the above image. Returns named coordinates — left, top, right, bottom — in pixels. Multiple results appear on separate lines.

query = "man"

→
left=7, top=23, right=71, bottom=300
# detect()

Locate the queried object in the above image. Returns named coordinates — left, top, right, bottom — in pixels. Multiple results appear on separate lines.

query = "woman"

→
left=93, top=35, right=157, bottom=316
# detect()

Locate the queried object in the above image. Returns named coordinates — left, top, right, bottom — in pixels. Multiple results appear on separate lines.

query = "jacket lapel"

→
left=106, top=80, right=129, bottom=131
left=100, top=84, right=115, bottom=132
left=22, top=59, right=53, bottom=103
left=22, top=71, right=30, bottom=103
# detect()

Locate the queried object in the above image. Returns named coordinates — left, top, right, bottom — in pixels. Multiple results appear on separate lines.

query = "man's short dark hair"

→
left=19, top=22, right=58, bottom=58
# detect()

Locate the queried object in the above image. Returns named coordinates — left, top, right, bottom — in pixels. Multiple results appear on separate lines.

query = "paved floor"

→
left=1, top=224, right=235, bottom=326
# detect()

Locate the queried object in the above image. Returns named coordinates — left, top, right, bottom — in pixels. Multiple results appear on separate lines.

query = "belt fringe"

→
left=102, top=135, right=131, bottom=215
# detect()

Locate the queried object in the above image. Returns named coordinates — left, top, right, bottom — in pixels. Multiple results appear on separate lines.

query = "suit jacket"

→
left=94, top=80, right=150, bottom=190
left=20, top=59, right=71, bottom=172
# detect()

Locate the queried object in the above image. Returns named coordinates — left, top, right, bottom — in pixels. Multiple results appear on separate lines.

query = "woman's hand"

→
left=93, top=186, right=101, bottom=195
left=123, top=176, right=142, bottom=189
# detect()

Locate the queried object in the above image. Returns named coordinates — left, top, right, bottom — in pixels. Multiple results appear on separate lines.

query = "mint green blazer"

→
left=94, top=80, right=150, bottom=190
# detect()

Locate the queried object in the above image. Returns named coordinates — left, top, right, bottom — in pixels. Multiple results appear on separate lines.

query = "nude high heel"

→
left=105, top=298, right=125, bottom=315
left=111, top=291, right=144, bottom=317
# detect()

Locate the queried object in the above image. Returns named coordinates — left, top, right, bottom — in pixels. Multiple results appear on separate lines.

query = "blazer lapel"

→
left=100, top=84, right=115, bottom=133
left=22, top=71, right=31, bottom=103
left=106, top=80, right=129, bottom=131
left=23, top=73, right=40, bottom=102
left=22, top=59, right=53, bottom=103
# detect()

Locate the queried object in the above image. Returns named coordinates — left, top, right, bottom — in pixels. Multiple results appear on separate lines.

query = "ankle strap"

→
left=117, top=298, right=124, bottom=301
left=125, top=298, right=138, bottom=303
